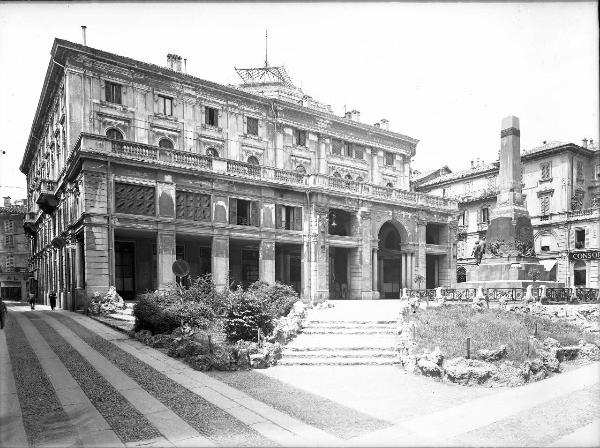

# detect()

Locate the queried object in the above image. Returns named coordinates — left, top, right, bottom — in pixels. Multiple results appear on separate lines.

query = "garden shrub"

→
left=88, top=286, right=126, bottom=315
left=223, top=281, right=299, bottom=342
left=133, top=275, right=225, bottom=335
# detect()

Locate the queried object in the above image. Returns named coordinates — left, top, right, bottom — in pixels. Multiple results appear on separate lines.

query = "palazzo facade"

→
left=21, top=39, right=457, bottom=309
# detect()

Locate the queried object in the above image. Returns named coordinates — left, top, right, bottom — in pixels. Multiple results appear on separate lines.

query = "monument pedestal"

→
left=461, top=256, right=563, bottom=288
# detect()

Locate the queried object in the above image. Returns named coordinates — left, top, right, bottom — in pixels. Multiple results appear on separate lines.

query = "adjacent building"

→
left=416, top=140, right=600, bottom=288
left=20, top=39, right=458, bottom=309
left=0, top=197, right=29, bottom=300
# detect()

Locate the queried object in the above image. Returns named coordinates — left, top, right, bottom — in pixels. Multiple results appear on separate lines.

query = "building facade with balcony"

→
left=20, top=39, right=458, bottom=309
left=0, top=197, right=29, bottom=301
left=415, top=141, right=600, bottom=288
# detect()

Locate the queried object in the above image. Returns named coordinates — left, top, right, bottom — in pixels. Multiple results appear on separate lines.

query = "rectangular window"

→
left=576, top=161, right=584, bottom=181
left=481, top=207, right=490, bottom=223
left=176, top=190, right=211, bottom=221
left=331, top=139, right=343, bottom=155
left=539, top=194, right=551, bottom=215
left=343, top=142, right=352, bottom=157
left=114, top=182, right=156, bottom=216
left=354, top=146, right=364, bottom=160
left=384, top=152, right=394, bottom=166
left=158, top=95, right=173, bottom=116
left=5, top=255, right=14, bottom=271
left=275, top=204, right=303, bottom=230
left=205, top=107, right=218, bottom=127
left=4, top=220, right=14, bottom=233
left=575, top=229, right=585, bottom=249
left=541, top=162, right=552, bottom=180
left=464, top=181, right=473, bottom=193
left=105, top=81, right=122, bottom=104
left=176, top=245, right=185, bottom=261
left=230, top=198, right=259, bottom=227
left=5, top=234, right=13, bottom=246
left=595, top=164, right=600, bottom=180
left=294, top=129, right=307, bottom=147
left=246, top=117, right=259, bottom=136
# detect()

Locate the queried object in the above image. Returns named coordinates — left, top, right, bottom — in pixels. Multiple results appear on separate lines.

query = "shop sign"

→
left=570, top=251, right=600, bottom=260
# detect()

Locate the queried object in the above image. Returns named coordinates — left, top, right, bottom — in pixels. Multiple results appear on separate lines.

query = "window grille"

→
left=541, top=162, right=551, bottom=180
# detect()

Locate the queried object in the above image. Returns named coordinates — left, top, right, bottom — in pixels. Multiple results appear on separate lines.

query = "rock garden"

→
left=88, top=276, right=307, bottom=372
left=397, top=300, right=600, bottom=387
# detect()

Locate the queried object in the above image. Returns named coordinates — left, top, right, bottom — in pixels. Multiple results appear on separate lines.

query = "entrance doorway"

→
left=329, top=247, right=349, bottom=299
left=574, top=260, right=587, bottom=287
left=275, top=243, right=302, bottom=294
left=115, top=242, right=135, bottom=299
left=378, top=221, right=404, bottom=299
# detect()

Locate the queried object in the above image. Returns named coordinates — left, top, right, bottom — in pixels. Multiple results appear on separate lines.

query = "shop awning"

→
left=1, top=281, right=22, bottom=287
left=539, top=259, right=557, bottom=271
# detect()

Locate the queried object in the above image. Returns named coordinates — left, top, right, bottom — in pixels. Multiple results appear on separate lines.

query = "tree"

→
left=414, top=274, right=425, bottom=290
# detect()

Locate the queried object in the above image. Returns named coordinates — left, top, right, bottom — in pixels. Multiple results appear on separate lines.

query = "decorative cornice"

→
left=501, top=127, right=520, bottom=138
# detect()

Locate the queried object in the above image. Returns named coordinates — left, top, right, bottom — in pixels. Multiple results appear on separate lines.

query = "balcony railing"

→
left=75, top=133, right=458, bottom=212
left=533, top=208, right=600, bottom=223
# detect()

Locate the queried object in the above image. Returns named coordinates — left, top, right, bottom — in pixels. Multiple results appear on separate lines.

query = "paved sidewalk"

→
left=2, top=303, right=599, bottom=447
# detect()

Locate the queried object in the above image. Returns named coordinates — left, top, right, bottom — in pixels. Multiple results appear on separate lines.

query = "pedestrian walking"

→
left=28, top=291, right=36, bottom=310
left=0, top=298, right=7, bottom=329
left=49, top=291, right=57, bottom=311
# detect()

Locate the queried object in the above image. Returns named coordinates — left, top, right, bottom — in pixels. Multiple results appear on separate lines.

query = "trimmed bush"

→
left=223, top=282, right=299, bottom=343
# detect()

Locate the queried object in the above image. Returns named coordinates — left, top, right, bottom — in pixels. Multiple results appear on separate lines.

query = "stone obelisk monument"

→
left=464, top=116, right=561, bottom=287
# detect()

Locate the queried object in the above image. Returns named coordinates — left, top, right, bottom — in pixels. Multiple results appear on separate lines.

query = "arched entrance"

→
left=377, top=221, right=408, bottom=299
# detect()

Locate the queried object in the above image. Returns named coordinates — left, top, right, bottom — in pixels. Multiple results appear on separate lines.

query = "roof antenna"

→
left=264, top=30, right=268, bottom=68
left=81, top=25, right=87, bottom=46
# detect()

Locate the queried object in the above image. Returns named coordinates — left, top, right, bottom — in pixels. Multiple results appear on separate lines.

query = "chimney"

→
left=184, top=58, right=187, bottom=74
left=582, top=138, right=588, bottom=148
left=374, top=122, right=380, bottom=128
left=3, top=196, right=11, bottom=207
left=471, top=160, right=475, bottom=169
left=81, top=25, right=87, bottom=46
left=350, top=110, right=360, bottom=122
left=174, top=55, right=182, bottom=72
left=380, top=118, right=389, bottom=130
left=589, top=138, right=594, bottom=147
left=167, top=53, right=182, bottom=72
left=344, top=111, right=352, bottom=120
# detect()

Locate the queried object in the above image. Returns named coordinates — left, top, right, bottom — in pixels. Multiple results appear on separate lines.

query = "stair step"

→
left=278, top=357, right=401, bottom=366
left=301, top=329, right=396, bottom=335
left=306, top=320, right=397, bottom=325
left=281, top=350, right=397, bottom=358
left=284, top=345, right=397, bottom=352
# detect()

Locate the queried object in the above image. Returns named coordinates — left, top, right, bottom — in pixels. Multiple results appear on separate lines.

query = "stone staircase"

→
left=279, top=301, right=402, bottom=366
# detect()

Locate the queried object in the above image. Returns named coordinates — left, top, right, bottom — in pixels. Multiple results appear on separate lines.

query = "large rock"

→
left=477, top=345, right=507, bottom=362
left=553, top=346, right=580, bottom=362
left=416, top=358, right=443, bottom=377
left=445, top=357, right=498, bottom=386
left=543, top=337, right=561, bottom=348
left=536, top=349, right=560, bottom=372
left=578, top=341, right=600, bottom=361
left=489, top=361, right=528, bottom=387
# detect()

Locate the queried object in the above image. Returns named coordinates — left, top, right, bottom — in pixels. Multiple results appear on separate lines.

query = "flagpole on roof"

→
left=265, top=30, right=268, bottom=68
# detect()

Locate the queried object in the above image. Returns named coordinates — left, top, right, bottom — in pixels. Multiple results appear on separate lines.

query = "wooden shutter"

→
left=250, top=201, right=260, bottom=227
left=229, top=198, right=237, bottom=224
left=275, top=204, right=283, bottom=229
left=294, top=207, right=303, bottom=231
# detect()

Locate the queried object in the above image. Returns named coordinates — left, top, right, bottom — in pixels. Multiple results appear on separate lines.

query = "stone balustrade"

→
left=73, top=133, right=458, bottom=211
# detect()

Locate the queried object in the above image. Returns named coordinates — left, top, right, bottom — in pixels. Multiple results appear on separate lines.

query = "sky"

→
left=0, top=1, right=598, bottom=201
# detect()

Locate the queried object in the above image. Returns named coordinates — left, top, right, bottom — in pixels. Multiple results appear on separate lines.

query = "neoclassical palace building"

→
left=21, top=39, right=457, bottom=309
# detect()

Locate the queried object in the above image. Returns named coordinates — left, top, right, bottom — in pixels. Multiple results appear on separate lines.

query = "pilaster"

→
left=157, top=231, right=176, bottom=288
left=259, top=240, right=275, bottom=284
left=211, top=235, right=229, bottom=291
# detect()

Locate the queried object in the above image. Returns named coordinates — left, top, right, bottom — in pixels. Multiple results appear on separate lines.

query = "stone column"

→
left=371, top=248, right=378, bottom=294
left=315, top=208, right=330, bottom=302
left=211, top=236, right=229, bottom=291
left=259, top=240, right=275, bottom=284
left=402, top=253, right=408, bottom=288
left=318, top=136, right=329, bottom=175
left=83, top=224, right=110, bottom=299
left=370, top=148, right=381, bottom=185
left=358, top=210, right=374, bottom=299
left=416, top=220, right=427, bottom=288
left=157, top=231, right=176, bottom=288
left=301, top=238, right=312, bottom=303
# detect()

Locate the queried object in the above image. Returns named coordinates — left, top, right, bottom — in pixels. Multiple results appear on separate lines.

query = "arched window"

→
left=206, top=147, right=219, bottom=158
left=247, top=156, right=259, bottom=165
left=332, top=172, right=342, bottom=178
left=158, top=138, right=174, bottom=149
left=457, top=266, right=467, bottom=283
left=296, top=165, right=306, bottom=174
left=386, top=182, right=394, bottom=188
left=574, top=260, right=587, bottom=287
left=106, top=128, right=124, bottom=140
left=344, top=174, right=353, bottom=180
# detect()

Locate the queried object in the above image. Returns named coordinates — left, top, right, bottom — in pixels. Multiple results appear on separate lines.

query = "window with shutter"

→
left=205, top=107, right=219, bottom=127
left=250, top=201, right=260, bottom=227
left=229, top=198, right=238, bottom=224
left=275, top=204, right=283, bottom=229
left=294, top=207, right=303, bottom=231
left=105, top=81, right=122, bottom=104
left=158, top=95, right=173, bottom=116
left=384, top=152, right=394, bottom=166
left=332, top=139, right=343, bottom=155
